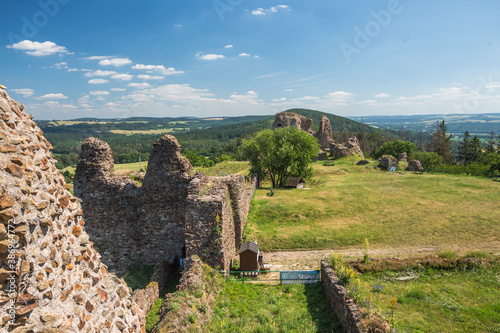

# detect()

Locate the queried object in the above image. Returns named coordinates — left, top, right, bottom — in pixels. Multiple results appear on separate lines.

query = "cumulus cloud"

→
left=88, top=79, right=109, bottom=84
left=375, top=93, right=391, bottom=98
left=10, top=88, right=34, bottom=97
left=251, top=5, right=290, bottom=16
left=137, top=74, right=164, bottom=80
left=111, top=73, right=134, bottom=81
left=89, top=90, right=109, bottom=96
left=132, top=64, right=184, bottom=75
left=238, top=53, right=251, bottom=57
left=128, top=83, right=151, bottom=88
left=7, top=40, right=70, bottom=56
left=197, top=53, right=225, bottom=60
left=98, top=58, right=132, bottom=67
left=137, top=84, right=215, bottom=102
left=225, top=45, right=233, bottom=48
left=67, top=68, right=79, bottom=72
left=85, top=70, right=118, bottom=77
left=38, top=93, right=68, bottom=100
left=111, top=88, right=126, bottom=92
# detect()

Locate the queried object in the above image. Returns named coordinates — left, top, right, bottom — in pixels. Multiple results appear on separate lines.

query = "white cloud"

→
left=67, top=68, right=79, bottom=72
left=136, top=84, right=215, bottom=102
left=226, top=91, right=261, bottom=104
left=7, top=40, right=70, bottom=56
left=197, top=54, right=225, bottom=60
left=54, top=62, right=67, bottom=69
left=251, top=5, right=290, bottom=16
left=132, top=64, right=184, bottom=75
left=137, top=74, right=164, bottom=80
left=225, top=45, right=233, bottom=48
left=98, top=58, right=132, bottom=67
left=284, top=88, right=293, bottom=92
left=238, top=53, right=251, bottom=57
left=38, top=93, right=68, bottom=100
left=89, top=90, right=109, bottom=96
left=128, top=83, right=151, bottom=88
left=84, top=56, right=112, bottom=60
left=88, top=79, right=109, bottom=84
left=375, top=93, right=391, bottom=98
left=11, top=88, right=34, bottom=97
left=111, top=73, right=134, bottom=81
left=111, top=88, right=126, bottom=92
left=85, top=70, right=118, bottom=77
left=174, top=24, right=183, bottom=28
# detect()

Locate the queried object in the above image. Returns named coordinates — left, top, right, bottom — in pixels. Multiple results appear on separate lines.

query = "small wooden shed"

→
left=239, top=241, right=260, bottom=271
left=285, top=177, right=305, bottom=189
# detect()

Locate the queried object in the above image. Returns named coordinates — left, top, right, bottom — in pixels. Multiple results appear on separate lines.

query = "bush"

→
left=409, top=151, right=444, bottom=169
left=429, top=163, right=493, bottom=177
left=373, top=140, right=418, bottom=159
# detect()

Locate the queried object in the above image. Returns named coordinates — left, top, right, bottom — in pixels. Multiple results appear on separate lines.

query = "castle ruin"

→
left=74, top=136, right=256, bottom=273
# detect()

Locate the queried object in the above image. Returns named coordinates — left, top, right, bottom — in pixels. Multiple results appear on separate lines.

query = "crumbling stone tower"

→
left=0, top=90, right=144, bottom=332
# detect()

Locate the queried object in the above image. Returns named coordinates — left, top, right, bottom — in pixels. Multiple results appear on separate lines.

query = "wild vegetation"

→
left=349, top=253, right=500, bottom=332
left=204, top=282, right=341, bottom=332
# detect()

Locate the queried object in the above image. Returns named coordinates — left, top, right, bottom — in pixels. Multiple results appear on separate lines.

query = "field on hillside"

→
left=355, top=260, right=500, bottom=332
left=245, top=157, right=500, bottom=253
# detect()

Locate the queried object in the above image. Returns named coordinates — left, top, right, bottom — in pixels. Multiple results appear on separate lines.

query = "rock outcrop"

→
left=380, top=155, right=398, bottom=170
left=316, top=116, right=335, bottom=150
left=272, top=112, right=314, bottom=134
left=407, top=160, right=424, bottom=172
left=330, top=137, right=364, bottom=159
left=0, top=90, right=144, bottom=332
left=398, top=152, right=408, bottom=162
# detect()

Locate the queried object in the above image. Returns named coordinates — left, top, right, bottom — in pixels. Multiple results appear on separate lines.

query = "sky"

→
left=1, top=0, right=500, bottom=120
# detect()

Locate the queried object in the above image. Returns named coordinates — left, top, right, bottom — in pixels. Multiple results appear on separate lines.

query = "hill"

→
left=38, top=109, right=394, bottom=169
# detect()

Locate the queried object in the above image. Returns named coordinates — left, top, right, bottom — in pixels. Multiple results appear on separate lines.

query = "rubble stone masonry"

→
left=0, top=90, right=144, bottom=332
left=74, top=136, right=256, bottom=274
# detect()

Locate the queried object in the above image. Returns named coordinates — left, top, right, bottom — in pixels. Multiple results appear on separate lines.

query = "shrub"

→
left=330, top=251, right=355, bottom=286
left=409, top=151, right=444, bottom=169
left=373, top=140, right=418, bottom=159
left=437, top=250, right=458, bottom=260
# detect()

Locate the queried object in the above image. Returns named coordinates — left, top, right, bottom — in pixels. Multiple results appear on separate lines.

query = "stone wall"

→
left=0, top=90, right=144, bottom=332
left=321, top=260, right=365, bottom=333
left=74, top=137, right=256, bottom=273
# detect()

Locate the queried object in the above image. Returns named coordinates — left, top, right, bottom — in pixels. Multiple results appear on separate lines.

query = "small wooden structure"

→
left=285, top=177, right=305, bottom=189
left=239, top=241, right=260, bottom=271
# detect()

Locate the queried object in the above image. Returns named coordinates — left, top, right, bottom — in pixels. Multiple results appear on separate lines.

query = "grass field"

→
left=194, top=161, right=250, bottom=177
left=357, top=263, right=500, bottom=332
left=62, top=161, right=148, bottom=174
left=204, top=282, right=340, bottom=332
left=245, top=157, right=500, bottom=252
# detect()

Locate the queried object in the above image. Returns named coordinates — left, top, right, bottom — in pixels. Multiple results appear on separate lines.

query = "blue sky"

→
left=2, top=0, right=500, bottom=120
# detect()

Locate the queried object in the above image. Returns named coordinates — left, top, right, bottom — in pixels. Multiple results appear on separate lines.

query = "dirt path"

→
left=262, top=242, right=500, bottom=271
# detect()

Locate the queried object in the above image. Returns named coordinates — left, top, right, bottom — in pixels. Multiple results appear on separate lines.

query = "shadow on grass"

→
left=304, top=282, right=344, bottom=333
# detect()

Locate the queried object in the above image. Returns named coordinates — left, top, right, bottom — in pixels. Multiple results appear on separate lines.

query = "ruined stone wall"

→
left=184, top=173, right=236, bottom=272
left=0, top=90, right=144, bottom=332
left=74, top=136, right=256, bottom=273
left=74, top=135, right=192, bottom=273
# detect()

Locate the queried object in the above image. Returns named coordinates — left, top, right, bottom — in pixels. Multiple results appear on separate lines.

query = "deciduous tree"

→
left=242, top=127, right=320, bottom=188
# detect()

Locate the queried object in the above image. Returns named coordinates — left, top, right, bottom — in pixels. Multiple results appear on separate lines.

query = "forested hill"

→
left=36, top=109, right=408, bottom=169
